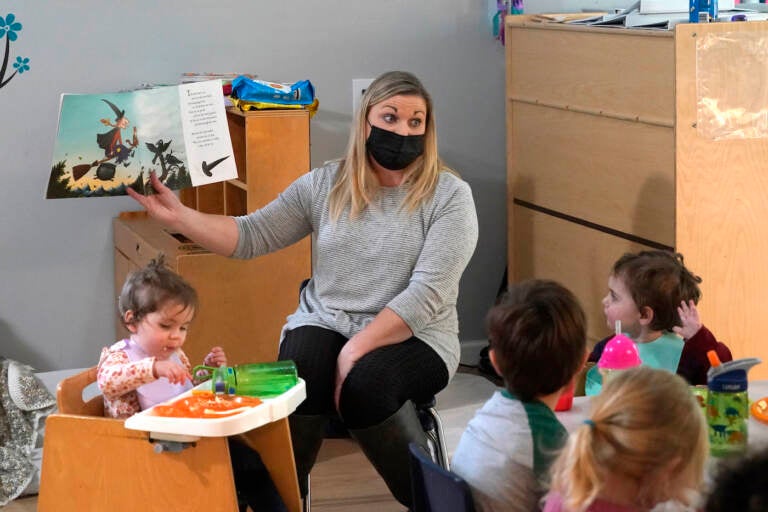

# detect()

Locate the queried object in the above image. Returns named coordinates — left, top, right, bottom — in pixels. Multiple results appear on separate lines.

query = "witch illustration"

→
left=72, top=99, right=139, bottom=181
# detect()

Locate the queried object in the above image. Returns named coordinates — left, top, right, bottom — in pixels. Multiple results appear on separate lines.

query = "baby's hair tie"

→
left=583, top=419, right=596, bottom=428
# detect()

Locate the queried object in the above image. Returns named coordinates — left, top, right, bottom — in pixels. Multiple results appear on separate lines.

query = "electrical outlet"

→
left=352, top=78, right=374, bottom=115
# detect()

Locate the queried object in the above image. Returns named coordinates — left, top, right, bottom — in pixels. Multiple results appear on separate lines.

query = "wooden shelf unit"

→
left=114, top=109, right=311, bottom=366
left=505, top=17, right=768, bottom=378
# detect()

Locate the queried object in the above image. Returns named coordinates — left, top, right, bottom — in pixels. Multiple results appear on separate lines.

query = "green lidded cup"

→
left=193, top=360, right=298, bottom=398
left=706, top=351, right=761, bottom=457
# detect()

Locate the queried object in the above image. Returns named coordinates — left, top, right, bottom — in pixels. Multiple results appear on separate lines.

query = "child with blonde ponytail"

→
left=543, top=367, right=708, bottom=512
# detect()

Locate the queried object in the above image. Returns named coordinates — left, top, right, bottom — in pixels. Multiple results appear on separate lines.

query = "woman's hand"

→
left=333, top=308, right=414, bottom=410
left=673, top=300, right=702, bottom=340
left=127, top=170, right=239, bottom=257
left=203, top=346, right=228, bottom=367
left=126, top=171, right=188, bottom=232
left=334, top=342, right=362, bottom=411
left=153, top=359, right=192, bottom=385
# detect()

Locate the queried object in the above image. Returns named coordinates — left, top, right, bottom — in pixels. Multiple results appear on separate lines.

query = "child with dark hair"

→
left=586, top=250, right=732, bottom=394
left=452, top=279, right=587, bottom=512
left=97, top=255, right=286, bottom=512
left=705, top=447, right=768, bottom=512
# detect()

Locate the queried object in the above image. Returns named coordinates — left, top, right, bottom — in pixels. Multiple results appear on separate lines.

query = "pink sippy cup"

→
left=598, top=321, right=642, bottom=386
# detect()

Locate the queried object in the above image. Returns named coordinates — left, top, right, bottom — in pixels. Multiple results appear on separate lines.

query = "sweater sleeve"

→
left=232, top=171, right=314, bottom=259
left=385, top=179, right=478, bottom=334
left=677, top=325, right=733, bottom=385
left=96, top=348, right=156, bottom=400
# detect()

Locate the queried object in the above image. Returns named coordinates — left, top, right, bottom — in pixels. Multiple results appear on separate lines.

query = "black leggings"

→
left=278, top=325, right=449, bottom=429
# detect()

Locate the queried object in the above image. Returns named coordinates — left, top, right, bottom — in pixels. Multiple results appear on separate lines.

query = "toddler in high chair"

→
left=96, top=255, right=286, bottom=512
left=586, top=250, right=732, bottom=395
left=543, top=366, right=708, bottom=512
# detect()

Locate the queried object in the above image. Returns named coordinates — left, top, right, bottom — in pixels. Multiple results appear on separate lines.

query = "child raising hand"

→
left=586, top=250, right=732, bottom=394
left=543, top=367, right=708, bottom=512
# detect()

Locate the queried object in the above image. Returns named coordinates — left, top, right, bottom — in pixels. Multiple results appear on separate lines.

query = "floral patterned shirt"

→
left=97, top=339, right=192, bottom=419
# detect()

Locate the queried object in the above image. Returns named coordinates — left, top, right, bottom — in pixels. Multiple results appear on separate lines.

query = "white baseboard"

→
left=460, top=339, right=488, bottom=366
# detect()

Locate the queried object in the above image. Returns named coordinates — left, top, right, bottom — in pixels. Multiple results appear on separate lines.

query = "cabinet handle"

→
left=135, top=243, right=140, bottom=253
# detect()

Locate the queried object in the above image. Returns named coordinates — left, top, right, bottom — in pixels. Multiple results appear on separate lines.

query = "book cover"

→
left=47, top=80, right=237, bottom=199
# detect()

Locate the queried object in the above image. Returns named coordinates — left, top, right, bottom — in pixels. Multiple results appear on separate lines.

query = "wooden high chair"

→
left=38, top=367, right=302, bottom=512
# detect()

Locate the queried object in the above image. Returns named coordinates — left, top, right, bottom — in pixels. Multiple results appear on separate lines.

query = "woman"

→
left=128, top=70, right=478, bottom=507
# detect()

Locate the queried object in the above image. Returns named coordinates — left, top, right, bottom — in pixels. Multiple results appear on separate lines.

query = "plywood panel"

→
left=506, top=18, right=674, bottom=125
left=510, top=102, right=675, bottom=246
left=195, top=182, right=226, bottom=214
left=39, top=416, right=239, bottom=512
left=241, top=111, right=311, bottom=212
left=176, top=242, right=310, bottom=366
left=224, top=180, right=248, bottom=216
left=512, top=205, right=657, bottom=346
left=675, top=22, right=768, bottom=380
left=240, top=418, right=302, bottom=512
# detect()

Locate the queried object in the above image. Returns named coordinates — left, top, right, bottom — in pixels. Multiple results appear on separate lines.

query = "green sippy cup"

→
left=706, top=351, right=761, bottom=457
left=193, top=360, right=298, bottom=398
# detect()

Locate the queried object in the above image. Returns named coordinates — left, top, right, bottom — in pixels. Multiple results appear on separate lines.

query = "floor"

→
left=5, top=367, right=500, bottom=512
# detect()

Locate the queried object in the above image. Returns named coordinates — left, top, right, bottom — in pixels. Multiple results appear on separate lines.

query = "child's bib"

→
left=123, top=339, right=192, bottom=410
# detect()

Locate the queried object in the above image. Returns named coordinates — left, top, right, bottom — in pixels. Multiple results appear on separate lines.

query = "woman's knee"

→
left=338, top=368, right=402, bottom=427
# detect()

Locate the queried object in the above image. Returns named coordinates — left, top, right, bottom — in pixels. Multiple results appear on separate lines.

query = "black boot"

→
left=349, top=401, right=428, bottom=507
left=289, top=414, right=329, bottom=498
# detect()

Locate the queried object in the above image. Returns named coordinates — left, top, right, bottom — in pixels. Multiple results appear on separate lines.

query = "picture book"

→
left=47, top=80, right=237, bottom=199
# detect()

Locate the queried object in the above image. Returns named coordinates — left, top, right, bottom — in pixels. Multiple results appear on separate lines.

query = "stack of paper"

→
left=565, top=0, right=765, bottom=30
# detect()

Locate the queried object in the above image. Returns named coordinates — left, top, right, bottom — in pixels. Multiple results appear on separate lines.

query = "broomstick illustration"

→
left=71, top=126, right=138, bottom=180
left=72, top=99, right=139, bottom=180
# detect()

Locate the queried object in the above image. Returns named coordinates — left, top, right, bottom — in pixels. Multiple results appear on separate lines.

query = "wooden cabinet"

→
left=114, top=109, right=311, bottom=366
left=506, top=17, right=768, bottom=378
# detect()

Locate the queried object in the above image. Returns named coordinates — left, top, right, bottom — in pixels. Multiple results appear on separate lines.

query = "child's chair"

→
left=408, top=442, right=476, bottom=512
left=37, top=366, right=302, bottom=512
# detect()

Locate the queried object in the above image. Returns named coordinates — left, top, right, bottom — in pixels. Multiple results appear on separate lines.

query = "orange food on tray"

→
left=752, top=396, right=768, bottom=425
left=151, top=391, right=262, bottom=419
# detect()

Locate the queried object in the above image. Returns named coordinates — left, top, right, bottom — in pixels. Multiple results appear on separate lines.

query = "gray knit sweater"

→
left=232, top=162, right=478, bottom=376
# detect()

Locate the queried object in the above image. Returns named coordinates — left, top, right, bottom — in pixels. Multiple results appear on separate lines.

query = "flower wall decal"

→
left=1, top=13, right=30, bottom=90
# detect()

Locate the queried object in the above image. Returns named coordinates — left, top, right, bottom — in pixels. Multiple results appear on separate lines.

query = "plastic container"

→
left=706, top=351, right=761, bottom=457
left=597, top=328, right=642, bottom=387
left=193, top=360, right=299, bottom=398
left=555, top=379, right=575, bottom=411
left=689, top=0, right=718, bottom=23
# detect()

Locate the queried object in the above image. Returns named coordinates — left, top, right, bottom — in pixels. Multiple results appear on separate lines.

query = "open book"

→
left=47, top=80, right=237, bottom=198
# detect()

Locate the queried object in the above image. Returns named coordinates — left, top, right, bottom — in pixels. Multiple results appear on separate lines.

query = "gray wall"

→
left=525, top=0, right=635, bottom=12
left=0, top=0, right=509, bottom=371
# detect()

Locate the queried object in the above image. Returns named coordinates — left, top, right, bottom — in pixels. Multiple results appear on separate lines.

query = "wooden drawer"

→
left=506, top=22, right=674, bottom=125
left=513, top=204, right=659, bottom=345
left=509, top=101, right=675, bottom=246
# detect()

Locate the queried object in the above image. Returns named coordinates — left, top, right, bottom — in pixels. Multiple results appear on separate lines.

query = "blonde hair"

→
left=549, top=367, right=708, bottom=512
left=328, top=70, right=454, bottom=221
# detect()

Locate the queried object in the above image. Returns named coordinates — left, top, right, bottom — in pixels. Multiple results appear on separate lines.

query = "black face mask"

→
left=365, top=124, right=425, bottom=171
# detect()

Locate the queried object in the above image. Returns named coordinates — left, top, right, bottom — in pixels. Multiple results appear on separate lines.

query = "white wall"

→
left=0, top=0, right=510, bottom=370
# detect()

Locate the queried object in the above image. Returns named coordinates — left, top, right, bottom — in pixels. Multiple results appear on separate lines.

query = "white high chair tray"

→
left=124, top=378, right=306, bottom=438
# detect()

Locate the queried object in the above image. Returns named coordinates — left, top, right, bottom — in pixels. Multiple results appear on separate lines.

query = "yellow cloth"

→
left=230, top=97, right=319, bottom=117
